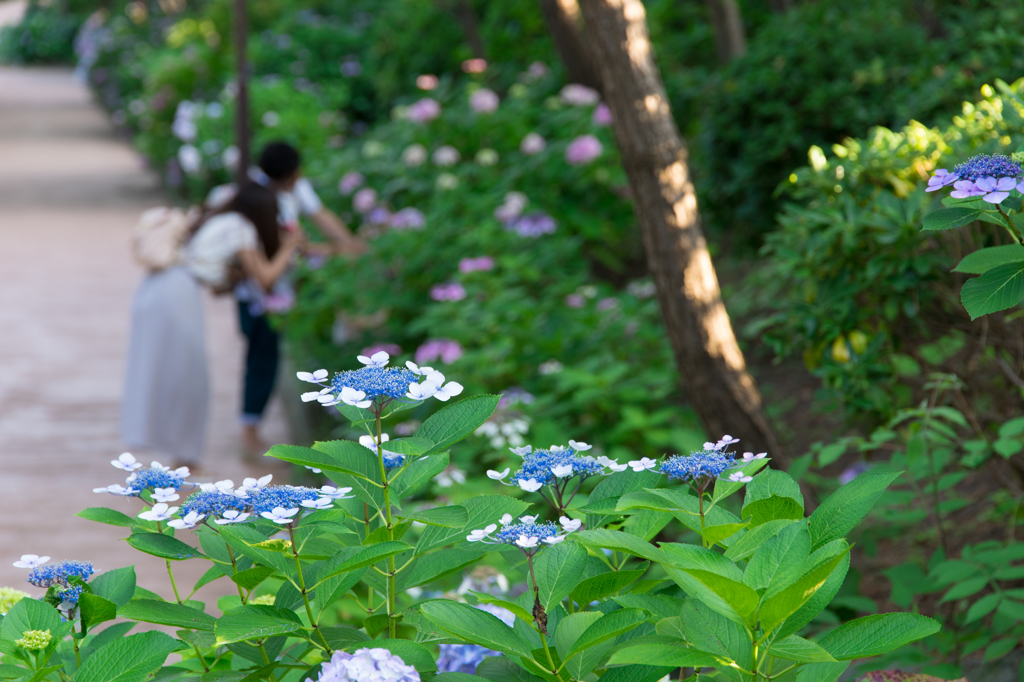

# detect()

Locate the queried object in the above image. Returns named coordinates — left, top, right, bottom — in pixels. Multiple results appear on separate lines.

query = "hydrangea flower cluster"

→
left=435, top=603, right=512, bottom=673
left=659, top=435, right=766, bottom=490
left=93, top=453, right=192, bottom=498
left=19, top=559, right=95, bottom=607
left=0, top=587, right=29, bottom=615
left=14, top=630, right=52, bottom=651
left=489, top=441, right=625, bottom=495
left=176, top=477, right=351, bottom=526
left=298, top=352, right=463, bottom=410
left=358, top=434, right=405, bottom=471
left=467, top=514, right=580, bottom=556
left=925, top=154, right=1024, bottom=204
left=307, top=647, right=420, bottom=682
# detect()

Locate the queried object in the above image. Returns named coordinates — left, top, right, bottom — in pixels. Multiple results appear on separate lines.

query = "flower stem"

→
left=374, top=412, right=399, bottom=639
left=286, top=525, right=332, bottom=653
left=996, top=205, right=1023, bottom=244
left=226, top=544, right=247, bottom=604
left=166, top=559, right=183, bottom=604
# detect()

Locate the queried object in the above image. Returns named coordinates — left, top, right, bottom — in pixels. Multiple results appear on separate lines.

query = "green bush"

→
left=0, top=6, right=82, bottom=64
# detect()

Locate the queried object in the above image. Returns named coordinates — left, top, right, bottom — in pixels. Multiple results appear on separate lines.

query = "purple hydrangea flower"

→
left=430, top=283, right=467, bottom=302
left=565, top=294, right=585, bottom=308
left=949, top=180, right=986, bottom=199
left=407, top=98, right=441, bottom=123
left=458, top=256, right=494, bottom=273
left=506, top=212, right=556, bottom=238
left=469, top=88, right=500, bottom=114
left=339, top=172, right=364, bottom=196
left=308, top=648, right=419, bottom=682
left=592, top=102, right=613, bottom=127
left=352, top=188, right=377, bottom=213
left=366, top=207, right=391, bottom=225
left=952, top=154, right=1022, bottom=182
left=416, top=339, right=463, bottom=365
left=390, top=207, right=425, bottom=230
left=925, top=168, right=959, bottom=192
left=566, top=135, right=603, bottom=165
left=976, top=176, right=1018, bottom=204
left=560, top=84, right=600, bottom=106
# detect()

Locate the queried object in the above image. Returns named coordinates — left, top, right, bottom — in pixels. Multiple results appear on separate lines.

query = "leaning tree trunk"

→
left=706, top=0, right=746, bottom=64
left=577, top=0, right=787, bottom=464
left=538, top=0, right=603, bottom=92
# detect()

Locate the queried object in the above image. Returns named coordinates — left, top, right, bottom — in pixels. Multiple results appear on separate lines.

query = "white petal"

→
left=301, top=391, right=322, bottom=402
left=486, top=468, right=510, bottom=480
left=543, top=536, right=565, bottom=544
left=484, top=523, right=498, bottom=533
left=568, top=440, right=592, bottom=451
left=500, top=513, right=513, bottom=525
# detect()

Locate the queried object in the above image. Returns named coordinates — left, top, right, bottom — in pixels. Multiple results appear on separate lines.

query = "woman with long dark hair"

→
left=121, top=183, right=302, bottom=469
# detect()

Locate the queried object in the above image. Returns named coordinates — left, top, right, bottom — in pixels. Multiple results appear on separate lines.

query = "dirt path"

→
left=0, top=66, right=291, bottom=604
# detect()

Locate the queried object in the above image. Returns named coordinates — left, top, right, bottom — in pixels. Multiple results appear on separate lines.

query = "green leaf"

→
left=73, top=631, right=184, bottom=682
left=382, top=437, right=435, bottom=455
left=77, top=507, right=138, bottom=528
left=231, top=565, right=277, bottom=591
left=702, top=523, right=748, bottom=546
left=570, top=566, right=647, bottom=606
left=419, top=599, right=534, bottom=657
left=554, top=612, right=607, bottom=680
left=268, top=442, right=376, bottom=479
left=713, top=458, right=771, bottom=503
left=939, top=577, right=988, bottom=603
left=89, top=565, right=136, bottom=607
left=744, top=470, right=803, bottom=511
left=396, top=549, right=480, bottom=590
left=566, top=608, right=649, bottom=659
left=0, top=593, right=62, bottom=643
left=573, top=529, right=667, bottom=563
left=661, top=543, right=744, bottom=581
left=724, top=520, right=800, bottom=562
left=611, top=594, right=683, bottom=621
left=344, top=639, right=436, bottom=673
left=744, top=522, right=811, bottom=593
left=606, top=644, right=723, bottom=668
left=319, top=626, right=370, bottom=649
left=818, top=613, right=941, bottom=659
left=79, top=594, right=118, bottom=632
left=593, top=665, right=677, bottom=682
left=475, top=657, right=546, bottom=682
left=776, top=543, right=851, bottom=640
left=669, top=569, right=758, bottom=626
left=953, top=245, right=1024, bottom=274
left=922, top=206, right=988, bottom=231
left=470, top=592, right=535, bottom=623
left=679, top=599, right=750, bottom=672
left=417, top=395, right=500, bottom=455
left=119, top=599, right=216, bottom=631
left=314, top=567, right=367, bottom=615
left=434, top=675, right=481, bottom=682
left=125, top=532, right=205, bottom=560
left=534, top=541, right=589, bottom=610
left=965, top=592, right=1001, bottom=623
left=392, top=453, right=450, bottom=499
left=744, top=496, right=804, bottom=527
left=214, top=605, right=303, bottom=645
left=768, top=635, right=836, bottom=662
left=808, top=472, right=900, bottom=549
left=759, top=547, right=850, bottom=634
left=311, top=439, right=384, bottom=510
left=417, top=495, right=531, bottom=552
left=961, top=261, right=1024, bottom=319
left=399, top=505, right=468, bottom=528
left=332, top=541, right=410, bottom=572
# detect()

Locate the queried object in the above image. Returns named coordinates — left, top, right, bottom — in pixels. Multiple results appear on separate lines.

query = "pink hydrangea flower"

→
left=338, top=171, right=364, bottom=195
left=391, top=207, right=425, bottom=230
left=565, top=294, right=585, bottom=308
left=352, top=187, right=377, bottom=213
left=459, top=256, right=495, bottom=273
left=408, top=97, right=441, bottom=123
left=597, top=297, right=619, bottom=311
left=433, top=145, right=461, bottom=166
left=416, top=339, right=463, bottom=365
left=566, top=135, right=603, bottom=165
left=462, top=58, right=487, bottom=73
left=430, top=283, right=467, bottom=302
left=560, top=84, right=600, bottom=106
left=592, top=103, right=613, bottom=127
left=520, top=133, right=546, bottom=155
left=527, top=62, right=548, bottom=80
left=469, top=88, right=500, bottom=114
left=416, top=74, right=439, bottom=90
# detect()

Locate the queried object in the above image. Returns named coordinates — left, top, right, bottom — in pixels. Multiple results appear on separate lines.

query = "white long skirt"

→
left=120, top=266, right=208, bottom=464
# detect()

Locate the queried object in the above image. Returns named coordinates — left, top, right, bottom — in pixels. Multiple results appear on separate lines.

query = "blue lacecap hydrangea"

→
left=437, top=644, right=500, bottom=674
left=660, top=449, right=735, bottom=482
left=382, top=452, right=404, bottom=471
left=128, top=468, right=184, bottom=493
left=495, top=521, right=559, bottom=545
left=513, top=448, right=603, bottom=486
left=331, top=366, right=418, bottom=401
left=246, top=486, right=320, bottom=514
left=953, top=154, right=1022, bottom=181
left=28, top=560, right=94, bottom=604
left=180, top=491, right=249, bottom=517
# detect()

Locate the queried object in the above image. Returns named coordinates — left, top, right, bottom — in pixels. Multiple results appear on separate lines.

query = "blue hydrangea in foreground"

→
left=25, top=560, right=95, bottom=606
left=297, top=351, right=463, bottom=408
left=659, top=435, right=766, bottom=488
left=488, top=440, right=626, bottom=495
left=467, top=514, right=580, bottom=556
left=307, top=647, right=420, bottom=682
left=952, top=154, right=1022, bottom=181
left=331, top=366, right=419, bottom=401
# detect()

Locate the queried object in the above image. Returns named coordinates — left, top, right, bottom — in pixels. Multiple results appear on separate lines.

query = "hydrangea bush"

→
left=0, top=352, right=939, bottom=681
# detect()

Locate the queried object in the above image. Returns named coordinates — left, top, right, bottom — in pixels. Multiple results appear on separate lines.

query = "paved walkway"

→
left=0, top=67, right=291, bottom=603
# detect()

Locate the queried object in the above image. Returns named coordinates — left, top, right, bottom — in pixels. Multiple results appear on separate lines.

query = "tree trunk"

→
left=454, top=0, right=487, bottom=60
left=577, top=0, right=787, bottom=464
left=706, top=0, right=746, bottom=64
left=537, top=0, right=603, bottom=92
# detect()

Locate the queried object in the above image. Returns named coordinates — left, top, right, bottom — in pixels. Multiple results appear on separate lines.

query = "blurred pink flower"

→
left=431, top=283, right=467, bottom=302
left=366, top=207, right=391, bottom=226
left=339, top=171, right=364, bottom=195
left=566, top=135, right=603, bottom=165
left=593, top=103, right=613, bottom=127
left=362, top=343, right=402, bottom=357
left=520, top=132, right=546, bottom=155
left=352, top=187, right=377, bottom=213
left=494, top=192, right=528, bottom=222
left=565, top=294, right=585, bottom=308
left=469, top=88, right=500, bottom=114
left=432, top=145, right=461, bottom=166
left=560, top=84, right=600, bottom=106
left=459, top=256, right=495, bottom=273
left=391, top=207, right=425, bottom=230
left=597, top=297, right=619, bottom=311
left=527, top=62, right=548, bottom=80
left=416, top=339, right=463, bottom=365
left=408, top=97, right=441, bottom=123
left=416, top=74, right=439, bottom=90
left=462, top=58, right=487, bottom=73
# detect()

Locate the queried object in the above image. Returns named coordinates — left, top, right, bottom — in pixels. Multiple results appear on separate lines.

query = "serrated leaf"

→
left=230, top=565, right=277, bottom=591
left=724, top=519, right=799, bottom=561
left=214, top=605, right=303, bottom=645
left=819, top=613, right=940, bottom=659
left=79, top=594, right=118, bottom=632
left=573, top=529, right=666, bottom=563
left=470, top=592, right=534, bottom=623
left=267, top=443, right=377, bottom=479
left=396, top=549, right=480, bottom=590
left=611, top=594, right=683, bottom=621
left=679, top=599, right=750, bottom=671
left=319, top=626, right=370, bottom=649
left=808, top=472, right=900, bottom=549
left=125, top=532, right=205, bottom=560
left=554, top=612, right=606, bottom=680
left=382, top=437, right=435, bottom=455
left=475, top=657, right=546, bottom=682
left=606, top=643, right=723, bottom=668
left=417, top=495, right=531, bottom=552
left=535, top=541, right=588, bottom=610
left=768, top=635, right=836, bottom=662
left=343, top=639, right=436, bottom=672
left=392, top=453, right=450, bottom=500
left=953, top=244, right=1024, bottom=274
left=119, top=599, right=217, bottom=630
left=743, top=469, right=803, bottom=510
left=713, top=458, right=771, bottom=503
left=567, top=608, right=649, bottom=658
left=89, top=565, right=136, bottom=607
left=73, top=631, right=184, bottom=682
left=78, top=507, right=138, bottom=528
left=417, top=395, right=500, bottom=455
left=399, top=505, right=468, bottom=528
left=661, top=543, right=744, bottom=580
left=744, top=495, right=804, bottom=526
left=744, top=522, right=811, bottom=593
left=922, top=206, right=987, bottom=231
left=759, top=547, right=850, bottom=634
left=961, top=261, right=1024, bottom=319
left=570, top=566, right=647, bottom=606
left=333, top=541, right=410, bottom=572
left=312, top=439, right=384, bottom=511
left=419, top=599, right=533, bottom=657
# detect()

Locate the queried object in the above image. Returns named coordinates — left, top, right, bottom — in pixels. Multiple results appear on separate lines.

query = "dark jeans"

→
left=238, top=301, right=279, bottom=422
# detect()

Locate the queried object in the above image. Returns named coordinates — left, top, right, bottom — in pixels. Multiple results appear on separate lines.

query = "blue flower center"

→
left=331, top=367, right=418, bottom=401
left=952, top=154, right=1022, bottom=181
left=660, top=449, right=735, bottom=482
left=513, top=448, right=603, bottom=486
left=495, top=521, right=559, bottom=545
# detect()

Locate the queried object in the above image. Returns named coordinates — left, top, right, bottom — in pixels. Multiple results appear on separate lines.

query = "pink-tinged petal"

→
left=950, top=190, right=971, bottom=198
left=952, top=180, right=975, bottom=191
left=983, top=191, right=1010, bottom=204
left=996, top=177, right=1017, bottom=191
left=943, top=173, right=960, bottom=186
left=975, top=177, right=997, bottom=192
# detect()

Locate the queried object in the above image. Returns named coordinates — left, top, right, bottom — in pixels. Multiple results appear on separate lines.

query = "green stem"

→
left=258, top=639, right=279, bottom=682
left=698, top=484, right=708, bottom=549
left=539, top=632, right=565, bottom=682
left=996, top=205, right=1023, bottom=244
left=72, top=625, right=81, bottom=668
left=375, top=413, right=399, bottom=639
left=165, top=559, right=183, bottom=604
left=226, top=544, right=247, bottom=604
left=287, top=525, right=332, bottom=653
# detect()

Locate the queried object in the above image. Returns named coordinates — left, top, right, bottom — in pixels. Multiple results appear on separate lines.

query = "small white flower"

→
left=340, top=386, right=372, bottom=409
left=213, top=480, right=235, bottom=494
left=300, top=497, right=334, bottom=510
left=499, top=514, right=514, bottom=525
left=568, top=440, right=592, bottom=451
left=543, top=536, right=565, bottom=545
left=516, top=535, right=539, bottom=548
left=406, top=381, right=438, bottom=401
left=487, top=468, right=510, bottom=480
left=359, top=433, right=391, bottom=450
left=306, top=465, right=323, bottom=474
left=318, top=392, right=342, bottom=406
left=551, top=464, right=574, bottom=478
left=319, top=486, right=353, bottom=499
left=717, top=435, right=740, bottom=448
left=509, top=445, right=533, bottom=457
left=139, top=503, right=178, bottom=522
left=93, top=484, right=137, bottom=496
left=112, top=452, right=142, bottom=471
left=242, top=475, right=273, bottom=491
left=296, top=369, right=329, bottom=383
left=357, top=351, right=390, bottom=368
left=301, top=391, right=323, bottom=402
left=152, top=487, right=180, bottom=503
left=520, top=515, right=538, bottom=524
left=741, top=451, right=767, bottom=462
left=549, top=445, right=567, bottom=454
left=215, top=510, right=251, bottom=525
left=628, top=457, right=658, bottom=472
left=168, top=511, right=205, bottom=529
left=597, top=456, right=628, bottom=472
left=173, top=466, right=190, bottom=479
left=727, top=472, right=754, bottom=483
left=260, top=507, right=299, bottom=524
left=518, top=478, right=543, bottom=492
left=13, top=555, right=50, bottom=569
left=560, top=516, right=582, bottom=532
left=433, top=381, right=464, bottom=401
left=150, top=461, right=169, bottom=472
left=467, top=527, right=493, bottom=542
left=703, top=442, right=716, bottom=451
left=405, top=361, right=434, bottom=376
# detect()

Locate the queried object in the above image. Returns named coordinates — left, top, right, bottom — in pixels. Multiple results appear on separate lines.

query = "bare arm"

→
left=237, top=232, right=303, bottom=291
left=309, top=207, right=366, bottom=255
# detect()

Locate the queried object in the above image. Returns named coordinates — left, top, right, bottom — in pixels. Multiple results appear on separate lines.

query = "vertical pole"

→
left=234, top=0, right=250, bottom=181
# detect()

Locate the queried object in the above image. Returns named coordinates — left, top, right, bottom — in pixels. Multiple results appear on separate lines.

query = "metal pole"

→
left=234, top=0, right=250, bottom=181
